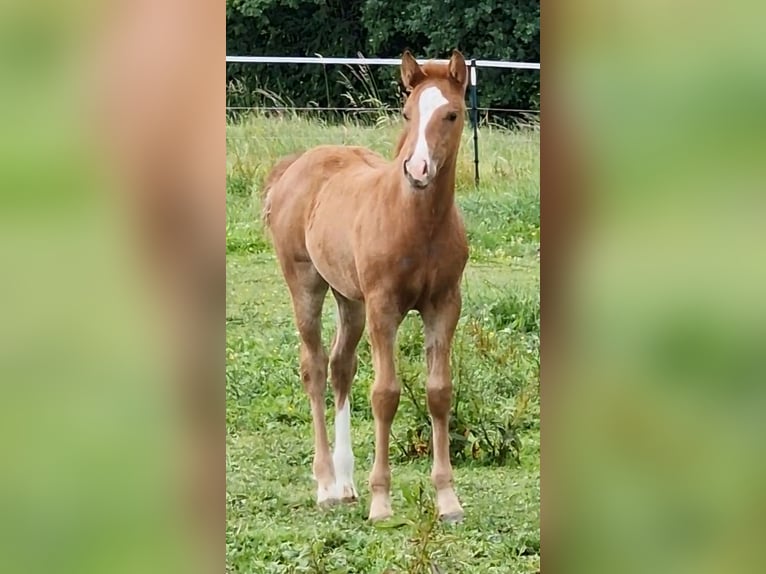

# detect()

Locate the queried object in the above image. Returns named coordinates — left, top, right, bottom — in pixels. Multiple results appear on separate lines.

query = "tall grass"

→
left=226, top=113, right=539, bottom=260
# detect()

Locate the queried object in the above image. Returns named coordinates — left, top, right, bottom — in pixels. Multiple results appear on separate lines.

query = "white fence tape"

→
left=226, top=55, right=539, bottom=70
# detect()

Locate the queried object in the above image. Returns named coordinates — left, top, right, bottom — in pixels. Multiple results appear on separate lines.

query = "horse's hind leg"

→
left=282, top=260, right=336, bottom=505
left=329, top=289, right=366, bottom=502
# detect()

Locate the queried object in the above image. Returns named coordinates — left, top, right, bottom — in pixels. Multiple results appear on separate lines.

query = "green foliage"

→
left=226, top=0, right=539, bottom=116
left=392, top=306, right=539, bottom=467
left=361, top=0, right=540, bottom=112
left=372, top=480, right=457, bottom=574
left=226, top=0, right=369, bottom=110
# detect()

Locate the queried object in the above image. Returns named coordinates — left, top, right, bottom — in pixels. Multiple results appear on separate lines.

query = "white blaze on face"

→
left=332, top=398, right=357, bottom=498
left=406, top=86, right=448, bottom=183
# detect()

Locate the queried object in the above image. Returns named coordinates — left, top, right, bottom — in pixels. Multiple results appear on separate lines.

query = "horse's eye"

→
left=446, top=112, right=458, bottom=122
left=403, top=111, right=410, bottom=121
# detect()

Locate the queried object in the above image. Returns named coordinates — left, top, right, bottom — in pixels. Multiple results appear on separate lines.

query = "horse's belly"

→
left=305, top=224, right=363, bottom=302
left=312, top=253, right=363, bottom=301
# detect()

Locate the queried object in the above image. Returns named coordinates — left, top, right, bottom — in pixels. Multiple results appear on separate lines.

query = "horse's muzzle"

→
left=403, top=158, right=430, bottom=189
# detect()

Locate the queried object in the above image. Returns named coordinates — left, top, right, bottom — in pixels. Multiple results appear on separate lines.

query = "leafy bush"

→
left=360, top=0, right=539, bottom=112
left=392, top=306, right=539, bottom=467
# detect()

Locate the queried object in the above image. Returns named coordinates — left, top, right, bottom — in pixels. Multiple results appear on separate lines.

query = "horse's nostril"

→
left=420, top=161, right=428, bottom=176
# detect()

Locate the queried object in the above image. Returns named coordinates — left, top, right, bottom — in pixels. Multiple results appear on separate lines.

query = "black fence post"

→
left=469, top=58, right=479, bottom=186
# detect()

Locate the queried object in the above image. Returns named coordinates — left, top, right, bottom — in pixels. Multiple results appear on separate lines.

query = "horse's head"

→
left=398, top=49, right=468, bottom=189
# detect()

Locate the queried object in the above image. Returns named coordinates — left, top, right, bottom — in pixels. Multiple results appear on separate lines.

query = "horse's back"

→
left=299, top=144, right=388, bottom=175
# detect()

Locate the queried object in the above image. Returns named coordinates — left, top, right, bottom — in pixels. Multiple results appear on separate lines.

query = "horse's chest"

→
left=396, top=242, right=456, bottom=274
left=386, top=243, right=465, bottom=308
left=357, top=215, right=467, bottom=308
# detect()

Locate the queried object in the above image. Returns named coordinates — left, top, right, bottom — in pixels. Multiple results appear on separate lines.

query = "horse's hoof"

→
left=340, top=484, right=358, bottom=503
left=368, top=496, right=393, bottom=522
left=439, top=510, right=464, bottom=524
left=368, top=510, right=393, bottom=522
left=316, top=483, right=342, bottom=508
left=318, top=497, right=341, bottom=509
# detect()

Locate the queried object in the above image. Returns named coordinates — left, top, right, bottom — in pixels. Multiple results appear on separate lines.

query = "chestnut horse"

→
left=262, top=50, right=469, bottom=522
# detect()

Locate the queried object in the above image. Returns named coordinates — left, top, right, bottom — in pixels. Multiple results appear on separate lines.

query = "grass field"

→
left=226, top=113, right=540, bottom=573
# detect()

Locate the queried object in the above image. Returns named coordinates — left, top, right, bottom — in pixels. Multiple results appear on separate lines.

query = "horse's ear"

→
left=400, top=50, right=425, bottom=92
left=448, top=50, right=468, bottom=91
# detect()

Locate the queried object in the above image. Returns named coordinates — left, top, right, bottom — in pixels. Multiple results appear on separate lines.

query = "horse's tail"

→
left=261, top=151, right=304, bottom=230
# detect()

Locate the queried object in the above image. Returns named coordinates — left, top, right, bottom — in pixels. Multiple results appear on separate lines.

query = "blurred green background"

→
left=555, top=0, right=766, bottom=572
left=0, top=1, right=201, bottom=573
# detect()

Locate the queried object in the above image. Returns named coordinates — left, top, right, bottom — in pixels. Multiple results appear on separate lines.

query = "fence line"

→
left=226, top=55, right=540, bottom=184
left=226, top=55, right=539, bottom=70
left=225, top=106, right=540, bottom=114
left=226, top=137, right=540, bottom=144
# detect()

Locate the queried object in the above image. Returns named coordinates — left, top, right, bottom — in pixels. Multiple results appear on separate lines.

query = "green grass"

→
left=227, top=113, right=539, bottom=573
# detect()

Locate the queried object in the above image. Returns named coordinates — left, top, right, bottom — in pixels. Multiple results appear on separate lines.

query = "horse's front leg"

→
left=422, top=288, right=464, bottom=522
left=365, top=296, right=404, bottom=521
